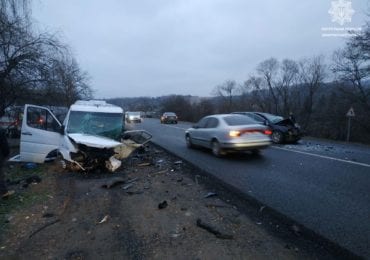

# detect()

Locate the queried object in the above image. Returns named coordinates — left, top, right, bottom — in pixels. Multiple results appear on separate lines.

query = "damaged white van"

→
left=17, top=100, right=150, bottom=172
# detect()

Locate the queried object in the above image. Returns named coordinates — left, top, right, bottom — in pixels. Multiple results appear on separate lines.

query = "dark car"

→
left=160, top=112, right=178, bottom=124
left=232, top=112, right=301, bottom=144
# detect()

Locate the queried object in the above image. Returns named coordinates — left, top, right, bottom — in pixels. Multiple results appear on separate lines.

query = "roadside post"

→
left=346, top=107, right=355, bottom=142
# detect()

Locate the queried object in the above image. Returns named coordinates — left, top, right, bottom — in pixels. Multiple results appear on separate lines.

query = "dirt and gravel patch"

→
left=0, top=142, right=344, bottom=259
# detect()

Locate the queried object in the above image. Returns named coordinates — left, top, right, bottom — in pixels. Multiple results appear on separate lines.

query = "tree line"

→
left=1, top=0, right=368, bottom=143
left=0, top=0, right=92, bottom=117
left=111, top=21, right=370, bottom=143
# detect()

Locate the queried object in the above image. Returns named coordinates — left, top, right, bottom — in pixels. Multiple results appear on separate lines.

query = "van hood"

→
left=67, top=133, right=122, bottom=149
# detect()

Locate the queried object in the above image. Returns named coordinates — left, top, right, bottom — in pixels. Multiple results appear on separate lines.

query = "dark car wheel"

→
left=271, top=130, right=284, bottom=144
left=185, top=135, right=194, bottom=148
left=211, top=140, right=223, bottom=157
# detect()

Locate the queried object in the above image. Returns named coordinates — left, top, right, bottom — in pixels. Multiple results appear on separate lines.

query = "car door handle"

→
left=22, top=132, right=32, bottom=136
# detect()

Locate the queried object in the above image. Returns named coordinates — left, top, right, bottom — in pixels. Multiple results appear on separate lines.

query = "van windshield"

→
left=67, top=111, right=123, bottom=140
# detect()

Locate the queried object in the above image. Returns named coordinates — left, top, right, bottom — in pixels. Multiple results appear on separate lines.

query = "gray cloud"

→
left=33, top=0, right=369, bottom=98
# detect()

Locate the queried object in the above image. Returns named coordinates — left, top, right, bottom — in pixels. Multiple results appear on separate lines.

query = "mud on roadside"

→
left=0, top=143, right=340, bottom=259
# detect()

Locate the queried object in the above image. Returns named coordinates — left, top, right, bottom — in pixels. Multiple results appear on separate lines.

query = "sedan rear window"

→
left=223, top=115, right=259, bottom=126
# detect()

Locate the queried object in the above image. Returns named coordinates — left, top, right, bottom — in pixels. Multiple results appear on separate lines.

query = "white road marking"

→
left=164, top=125, right=188, bottom=130
left=272, top=146, right=370, bottom=168
left=160, top=122, right=370, bottom=168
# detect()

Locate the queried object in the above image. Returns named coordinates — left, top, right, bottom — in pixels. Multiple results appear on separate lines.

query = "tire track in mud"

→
left=105, top=185, right=145, bottom=259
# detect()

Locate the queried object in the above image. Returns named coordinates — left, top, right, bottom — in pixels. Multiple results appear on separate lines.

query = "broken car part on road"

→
left=10, top=101, right=151, bottom=172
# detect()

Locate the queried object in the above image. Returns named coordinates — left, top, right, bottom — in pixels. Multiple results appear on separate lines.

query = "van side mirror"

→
left=59, top=126, right=65, bottom=135
left=193, top=124, right=199, bottom=129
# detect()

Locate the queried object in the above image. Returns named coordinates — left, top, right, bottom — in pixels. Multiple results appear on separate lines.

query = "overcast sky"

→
left=32, top=0, right=369, bottom=98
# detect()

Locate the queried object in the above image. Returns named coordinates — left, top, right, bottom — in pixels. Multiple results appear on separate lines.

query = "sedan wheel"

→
left=271, top=131, right=284, bottom=144
left=211, top=140, right=222, bottom=157
left=185, top=135, right=194, bottom=148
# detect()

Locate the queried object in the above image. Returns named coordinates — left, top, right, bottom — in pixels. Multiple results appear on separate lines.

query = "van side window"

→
left=27, top=107, right=60, bottom=132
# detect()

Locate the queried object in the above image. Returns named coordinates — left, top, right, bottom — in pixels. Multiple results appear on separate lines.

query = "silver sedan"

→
left=185, top=114, right=272, bottom=156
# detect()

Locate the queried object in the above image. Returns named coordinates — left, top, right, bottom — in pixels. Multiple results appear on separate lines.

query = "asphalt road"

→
left=132, top=118, right=370, bottom=258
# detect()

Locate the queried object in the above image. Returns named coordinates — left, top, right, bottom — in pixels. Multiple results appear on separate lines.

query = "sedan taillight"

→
left=230, top=129, right=272, bottom=137
left=264, top=129, right=272, bottom=135
left=229, top=130, right=241, bottom=137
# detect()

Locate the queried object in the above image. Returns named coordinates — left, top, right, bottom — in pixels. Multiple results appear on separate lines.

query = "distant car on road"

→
left=125, top=111, right=142, bottom=123
left=185, top=114, right=272, bottom=156
left=160, top=112, right=178, bottom=124
left=232, top=112, right=301, bottom=144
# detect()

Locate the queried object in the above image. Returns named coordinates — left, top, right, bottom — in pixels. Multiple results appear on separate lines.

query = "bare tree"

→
left=332, top=41, right=369, bottom=109
left=240, top=75, right=267, bottom=111
left=257, top=58, right=279, bottom=114
left=46, top=55, right=93, bottom=106
left=350, top=21, right=370, bottom=61
left=298, top=55, right=326, bottom=126
left=276, top=59, right=299, bottom=115
left=0, top=0, right=65, bottom=115
left=213, top=80, right=237, bottom=113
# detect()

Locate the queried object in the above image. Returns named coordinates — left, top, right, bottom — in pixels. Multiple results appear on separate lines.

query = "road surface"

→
left=133, top=118, right=370, bottom=258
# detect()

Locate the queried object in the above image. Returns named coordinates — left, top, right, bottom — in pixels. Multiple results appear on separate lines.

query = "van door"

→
left=20, top=105, right=62, bottom=163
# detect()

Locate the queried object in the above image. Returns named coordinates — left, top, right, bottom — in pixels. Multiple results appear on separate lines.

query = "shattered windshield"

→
left=67, top=111, right=123, bottom=140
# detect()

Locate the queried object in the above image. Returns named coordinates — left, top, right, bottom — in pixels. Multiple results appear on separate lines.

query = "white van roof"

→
left=70, top=100, right=123, bottom=113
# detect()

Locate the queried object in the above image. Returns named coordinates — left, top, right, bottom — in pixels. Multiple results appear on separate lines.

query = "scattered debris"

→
left=196, top=218, right=233, bottom=240
left=149, top=169, right=168, bottom=177
left=126, top=191, right=144, bottom=195
left=26, top=175, right=42, bottom=184
left=1, top=190, right=15, bottom=199
left=29, top=219, right=61, bottom=238
left=101, top=177, right=126, bottom=189
left=205, top=204, right=233, bottom=209
left=23, top=162, right=37, bottom=169
left=173, top=160, right=183, bottom=170
left=291, top=224, right=301, bottom=235
left=195, top=175, right=200, bottom=185
left=126, top=177, right=139, bottom=184
left=4, top=215, right=14, bottom=223
left=138, top=162, right=151, bottom=167
left=65, top=250, right=87, bottom=260
left=259, top=205, right=266, bottom=213
left=42, top=213, right=55, bottom=218
left=204, top=192, right=217, bottom=198
left=105, top=156, right=122, bottom=172
left=98, top=215, right=109, bottom=224
left=122, top=183, right=134, bottom=190
left=155, top=159, right=164, bottom=168
left=158, top=200, right=168, bottom=209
